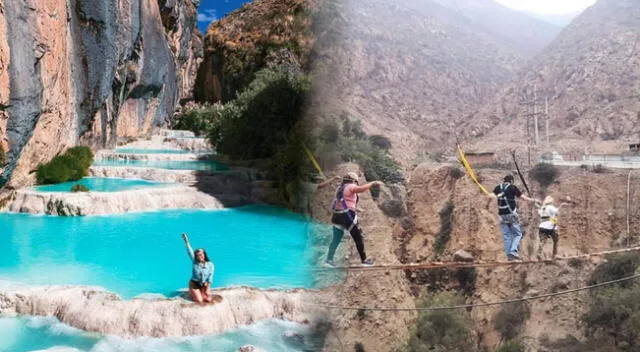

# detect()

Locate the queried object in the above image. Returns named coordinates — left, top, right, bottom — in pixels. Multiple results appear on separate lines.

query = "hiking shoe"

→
left=507, top=253, right=521, bottom=261
left=361, top=259, right=374, bottom=267
left=325, top=259, right=336, bottom=268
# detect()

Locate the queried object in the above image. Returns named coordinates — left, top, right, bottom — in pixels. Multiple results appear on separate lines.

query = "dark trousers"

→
left=327, top=210, right=367, bottom=262
left=538, top=228, right=559, bottom=257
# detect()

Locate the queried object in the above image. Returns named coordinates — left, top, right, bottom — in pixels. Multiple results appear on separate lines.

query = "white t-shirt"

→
left=538, top=204, right=558, bottom=230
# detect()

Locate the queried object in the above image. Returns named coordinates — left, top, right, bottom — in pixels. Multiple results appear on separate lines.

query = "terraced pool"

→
left=34, top=177, right=170, bottom=192
left=0, top=205, right=315, bottom=298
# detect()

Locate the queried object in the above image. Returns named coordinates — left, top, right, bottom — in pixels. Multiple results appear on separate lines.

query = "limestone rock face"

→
left=0, top=283, right=315, bottom=337
left=0, top=0, right=201, bottom=188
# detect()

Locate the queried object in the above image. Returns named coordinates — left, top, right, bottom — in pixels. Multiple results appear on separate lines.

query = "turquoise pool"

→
left=0, top=205, right=315, bottom=297
left=34, top=177, right=170, bottom=192
left=115, top=148, right=208, bottom=154
left=93, top=159, right=229, bottom=171
left=0, top=316, right=319, bottom=352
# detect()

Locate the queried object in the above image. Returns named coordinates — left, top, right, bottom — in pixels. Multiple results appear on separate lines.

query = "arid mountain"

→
left=521, top=9, right=585, bottom=27
left=432, top=0, right=561, bottom=55
left=465, top=0, right=640, bottom=156
left=310, top=0, right=541, bottom=164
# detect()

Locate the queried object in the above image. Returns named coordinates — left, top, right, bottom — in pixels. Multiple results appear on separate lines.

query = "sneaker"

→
left=508, top=253, right=521, bottom=261
left=361, top=258, right=374, bottom=267
left=325, top=259, right=336, bottom=268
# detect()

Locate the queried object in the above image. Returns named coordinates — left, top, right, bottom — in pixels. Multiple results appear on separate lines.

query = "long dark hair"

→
left=195, top=248, right=210, bottom=262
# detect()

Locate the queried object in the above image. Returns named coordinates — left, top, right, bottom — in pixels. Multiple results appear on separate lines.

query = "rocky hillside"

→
left=194, top=0, right=314, bottom=104
left=0, top=0, right=202, bottom=188
left=465, top=0, right=640, bottom=156
left=432, top=0, right=561, bottom=55
left=309, top=0, right=553, bottom=165
left=311, top=162, right=640, bottom=351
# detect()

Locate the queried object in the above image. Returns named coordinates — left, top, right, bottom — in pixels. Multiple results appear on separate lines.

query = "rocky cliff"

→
left=194, top=0, right=313, bottom=104
left=0, top=0, right=202, bottom=188
left=464, top=0, right=639, bottom=156
left=311, top=162, right=640, bottom=351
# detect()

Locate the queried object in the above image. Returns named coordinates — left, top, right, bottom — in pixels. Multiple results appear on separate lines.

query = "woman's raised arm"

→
left=182, top=233, right=195, bottom=261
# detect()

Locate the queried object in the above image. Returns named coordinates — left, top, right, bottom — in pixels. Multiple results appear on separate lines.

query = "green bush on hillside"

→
left=583, top=254, right=640, bottom=348
left=529, top=162, right=559, bottom=188
left=588, top=253, right=640, bottom=288
left=406, top=292, right=475, bottom=352
left=173, top=104, right=221, bottom=136
left=316, top=118, right=404, bottom=184
left=0, top=145, right=6, bottom=167
left=434, top=201, right=455, bottom=254
left=210, top=67, right=311, bottom=160
left=496, top=340, right=525, bottom=352
left=495, top=302, right=531, bottom=341
left=36, top=146, right=93, bottom=185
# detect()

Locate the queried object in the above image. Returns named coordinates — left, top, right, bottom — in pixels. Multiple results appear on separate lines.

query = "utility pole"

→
left=518, top=86, right=545, bottom=165
left=545, top=97, right=550, bottom=147
left=533, top=85, right=539, bottom=146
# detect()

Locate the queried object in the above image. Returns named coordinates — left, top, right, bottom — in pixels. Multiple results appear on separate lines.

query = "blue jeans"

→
left=500, top=221, right=522, bottom=258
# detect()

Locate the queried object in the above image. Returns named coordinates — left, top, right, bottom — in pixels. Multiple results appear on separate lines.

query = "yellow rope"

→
left=457, top=144, right=489, bottom=195
left=302, top=143, right=326, bottom=179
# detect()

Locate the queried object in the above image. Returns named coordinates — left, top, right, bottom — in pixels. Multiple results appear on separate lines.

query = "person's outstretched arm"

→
left=182, top=233, right=195, bottom=262
left=317, top=175, right=341, bottom=189
left=350, top=180, right=384, bottom=194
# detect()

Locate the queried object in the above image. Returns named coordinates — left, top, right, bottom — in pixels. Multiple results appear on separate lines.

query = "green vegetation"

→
left=71, top=184, right=89, bottom=192
left=405, top=292, right=475, bottom=352
left=210, top=67, right=311, bottom=160
left=495, top=302, right=531, bottom=341
left=496, top=340, right=525, bottom=352
left=172, top=104, right=221, bottom=136
left=434, top=201, right=455, bottom=254
left=582, top=253, right=640, bottom=349
left=529, top=162, right=559, bottom=188
left=315, top=117, right=404, bottom=184
left=0, top=145, right=5, bottom=167
left=455, top=268, right=477, bottom=295
left=449, top=166, right=464, bottom=179
left=36, top=146, right=93, bottom=185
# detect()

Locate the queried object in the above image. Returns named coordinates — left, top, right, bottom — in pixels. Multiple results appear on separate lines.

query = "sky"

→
left=197, top=0, right=249, bottom=32
left=493, top=0, right=596, bottom=15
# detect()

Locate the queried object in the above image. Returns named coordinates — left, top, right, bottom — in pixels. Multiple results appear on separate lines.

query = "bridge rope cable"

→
left=313, top=245, right=640, bottom=272
left=310, top=273, right=640, bottom=312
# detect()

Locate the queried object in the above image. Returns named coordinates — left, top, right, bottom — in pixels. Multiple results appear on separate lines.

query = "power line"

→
left=311, top=273, right=640, bottom=312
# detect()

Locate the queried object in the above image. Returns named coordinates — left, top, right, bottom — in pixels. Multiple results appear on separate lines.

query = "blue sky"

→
left=197, top=0, right=250, bottom=32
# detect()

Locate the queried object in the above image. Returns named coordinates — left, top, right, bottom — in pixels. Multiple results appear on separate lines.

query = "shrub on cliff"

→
left=495, top=302, right=530, bottom=341
left=583, top=254, right=640, bottom=348
left=36, top=146, right=94, bottom=185
left=406, top=292, right=475, bottom=352
left=209, top=66, right=311, bottom=160
left=316, top=117, right=405, bottom=184
left=0, top=145, right=6, bottom=166
left=529, top=162, right=558, bottom=188
left=434, top=201, right=455, bottom=254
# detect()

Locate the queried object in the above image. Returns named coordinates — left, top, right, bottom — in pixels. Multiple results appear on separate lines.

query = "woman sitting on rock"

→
left=182, top=233, right=214, bottom=303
